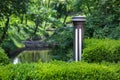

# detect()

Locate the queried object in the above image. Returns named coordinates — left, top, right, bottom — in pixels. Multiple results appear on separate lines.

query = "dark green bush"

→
left=0, top=47, right=10, bottom=65
left=0, top=61, right=120, bottom=80
left=83, top=39, right=120, bottom=63
left=48, top=27, right=73, bottom=61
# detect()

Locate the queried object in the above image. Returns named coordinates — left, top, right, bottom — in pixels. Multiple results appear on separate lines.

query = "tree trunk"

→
left=25, top=14, right=27, bottom=25
left=21, top=14, right=24, bottom=24
left=63, top=14, right=68, bottom=26
left=33, top=24, right=39, bottom=35
left=0, top=17, right=10, bottom=44
left=48, top=0, right=50, bottom=7
left=33, top=18, right=39, bottom=35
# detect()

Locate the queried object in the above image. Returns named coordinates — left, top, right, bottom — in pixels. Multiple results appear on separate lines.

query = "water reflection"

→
left=13, top=57, right=20, bottom=64
left=13, top=50, right=51, bottom=64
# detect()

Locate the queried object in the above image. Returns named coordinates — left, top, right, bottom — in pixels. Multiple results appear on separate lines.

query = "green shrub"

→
left=0, top=61, right=120, bottom=80
left=83, top=39, right=120, bottom=63
left=0, top=47, right=10, bottom=65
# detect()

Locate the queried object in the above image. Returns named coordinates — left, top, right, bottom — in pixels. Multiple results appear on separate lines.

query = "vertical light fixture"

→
left=72, top=16, right=86, bottom=61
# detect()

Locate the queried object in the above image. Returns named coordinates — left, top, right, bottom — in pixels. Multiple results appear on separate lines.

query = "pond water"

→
left=13, top=50, right=51, bottom=64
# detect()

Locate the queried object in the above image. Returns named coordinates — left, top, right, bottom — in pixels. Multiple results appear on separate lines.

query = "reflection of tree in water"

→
left=17, top=50, right=51, bottom=63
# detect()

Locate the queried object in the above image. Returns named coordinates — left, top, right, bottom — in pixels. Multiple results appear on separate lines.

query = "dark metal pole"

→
left=72, top=16, right=86, bottom=61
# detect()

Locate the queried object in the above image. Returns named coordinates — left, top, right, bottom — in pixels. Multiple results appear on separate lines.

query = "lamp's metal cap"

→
left=72, top=16, right=86, bottom=21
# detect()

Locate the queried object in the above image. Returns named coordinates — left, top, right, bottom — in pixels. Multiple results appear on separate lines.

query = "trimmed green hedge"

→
left=0, top=47, right=10, bottom=65
left=83, top=39, right=120, bottom=63
left=0, top=61, right=120, bottom=80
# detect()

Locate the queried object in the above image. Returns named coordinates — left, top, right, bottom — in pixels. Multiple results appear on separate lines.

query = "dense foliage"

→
left=48, top=27, right=73, bottom=61
left=74, top=0, right=120, bottom=39
left=0, top=0, right=72, bottom=54
left=83, top=39, right=120, bottom=63
left=0, top=61, right=120, bottom=80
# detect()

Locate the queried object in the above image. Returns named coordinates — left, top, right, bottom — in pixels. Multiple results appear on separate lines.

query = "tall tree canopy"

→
left=74, top=0, right=120, bottom=39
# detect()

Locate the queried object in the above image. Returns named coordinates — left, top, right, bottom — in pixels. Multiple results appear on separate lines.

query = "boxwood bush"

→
left=0, top=61, right=120, bottom=80
left=0, top=47, right=10, bottom=65
left=83, top=39, right=120, bottom=63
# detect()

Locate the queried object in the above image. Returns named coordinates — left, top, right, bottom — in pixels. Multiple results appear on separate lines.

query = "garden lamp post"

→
left=72, top=16, right=86, bottom=61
